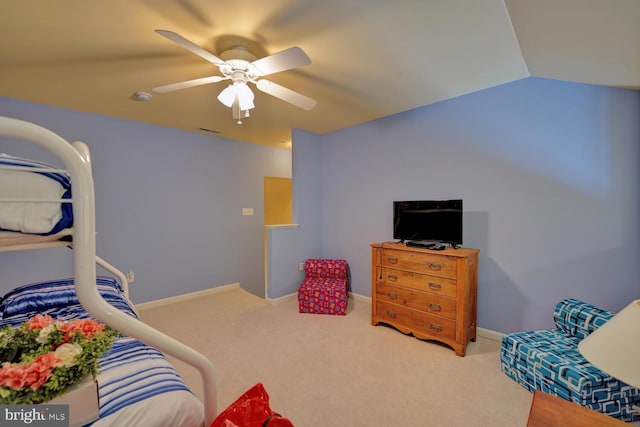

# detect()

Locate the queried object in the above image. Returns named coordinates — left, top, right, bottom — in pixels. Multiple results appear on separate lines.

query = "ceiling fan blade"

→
left=155, top=29, right=226, bottom=66
left=251, top=47, right=311, bottom=76
left=255, top=79, right=317, bottom=110
left=152, top=76, right=226, bottom=93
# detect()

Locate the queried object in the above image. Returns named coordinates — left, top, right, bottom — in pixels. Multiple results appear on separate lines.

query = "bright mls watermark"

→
left=1, top=405, right=68, bottom=426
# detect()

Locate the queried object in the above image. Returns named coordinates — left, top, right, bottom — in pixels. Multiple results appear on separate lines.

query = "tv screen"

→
left=393, top=200, right=462, bottom=245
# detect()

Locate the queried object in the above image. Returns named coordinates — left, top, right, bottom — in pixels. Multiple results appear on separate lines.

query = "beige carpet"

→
left=138, top=286, right=533, bottom=427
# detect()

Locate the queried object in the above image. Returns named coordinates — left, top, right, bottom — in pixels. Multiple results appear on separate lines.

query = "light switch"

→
left=242, top=208, right=254, bottom=216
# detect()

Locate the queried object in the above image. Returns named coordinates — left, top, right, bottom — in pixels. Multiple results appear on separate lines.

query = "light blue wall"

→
left=266, top=129, right=323, bottom=299
left=0, top=97, right=292, bottom=303
left=287, top=77, right=640, bottom=333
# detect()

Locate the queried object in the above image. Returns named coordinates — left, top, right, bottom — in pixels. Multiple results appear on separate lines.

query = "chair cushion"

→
left=300, top=277, right=346, bottom=289
left=553, top=298, right=614, bottom=340
left=304, top=259, right=347, bottom=279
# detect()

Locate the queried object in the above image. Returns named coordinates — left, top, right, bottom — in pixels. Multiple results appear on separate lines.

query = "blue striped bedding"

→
left=0, top=276, right=124, bottom=317
left=0, top=153, right=73, bottom=235
left=0, top=278, right=204, bottom=427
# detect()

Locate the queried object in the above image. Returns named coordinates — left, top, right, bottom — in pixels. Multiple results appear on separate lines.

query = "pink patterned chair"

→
left=297, top=259, right=349, bottom=315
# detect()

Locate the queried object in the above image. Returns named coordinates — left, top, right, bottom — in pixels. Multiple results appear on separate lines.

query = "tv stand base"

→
left=406, top=241, right=446, bottom=250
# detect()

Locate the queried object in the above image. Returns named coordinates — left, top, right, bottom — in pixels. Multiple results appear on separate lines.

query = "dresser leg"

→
left=454, top=344, right=467, bottom=357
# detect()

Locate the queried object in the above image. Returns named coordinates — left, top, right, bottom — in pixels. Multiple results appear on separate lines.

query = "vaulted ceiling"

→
left=1, top=0, right=638, bottom=148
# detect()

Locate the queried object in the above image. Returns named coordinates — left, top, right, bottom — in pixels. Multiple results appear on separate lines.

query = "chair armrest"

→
left=553, top=298, right=614, bottom=340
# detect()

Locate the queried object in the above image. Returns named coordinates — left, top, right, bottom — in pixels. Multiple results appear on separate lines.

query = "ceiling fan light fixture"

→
left=217, top=82, right=255, bottom=112
left=236, top=83, right=255, bottom=111
left=217, top=85, right=236, bottom=108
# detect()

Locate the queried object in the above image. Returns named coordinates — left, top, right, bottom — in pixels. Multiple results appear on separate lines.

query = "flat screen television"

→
left=393, top=199, right=463, bottom=247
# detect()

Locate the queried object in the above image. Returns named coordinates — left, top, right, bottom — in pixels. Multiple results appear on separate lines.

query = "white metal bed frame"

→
left=0, top=116, right=217, bottom=425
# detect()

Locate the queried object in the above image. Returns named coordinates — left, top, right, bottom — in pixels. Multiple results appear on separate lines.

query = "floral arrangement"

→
left=0, top=314, right=119, bottom=404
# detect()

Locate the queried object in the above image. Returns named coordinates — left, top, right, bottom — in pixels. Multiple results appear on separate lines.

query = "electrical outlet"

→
left=299, top=262, right=304, bottom=271
left=126, top=270, right=135, bottom=283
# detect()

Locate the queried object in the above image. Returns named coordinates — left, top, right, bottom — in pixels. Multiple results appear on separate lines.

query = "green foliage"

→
left=0, top=325, right=42, bottom=364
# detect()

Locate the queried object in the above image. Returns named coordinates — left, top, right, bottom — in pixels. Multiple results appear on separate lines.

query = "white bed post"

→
left=0, top=117, right=218, bottom=425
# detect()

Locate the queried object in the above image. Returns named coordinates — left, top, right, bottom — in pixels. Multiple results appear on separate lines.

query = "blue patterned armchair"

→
left=500, top=298, right=640, bottom=422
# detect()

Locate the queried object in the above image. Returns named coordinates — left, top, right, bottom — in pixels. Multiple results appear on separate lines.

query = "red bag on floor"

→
left=209, top=383, right=294, bottom=427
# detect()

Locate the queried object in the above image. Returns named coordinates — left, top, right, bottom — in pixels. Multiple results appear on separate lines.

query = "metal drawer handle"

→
left=386, top=310, right=397, bottom=318
left=387, top=274, right=398, bottom=282
left=428, top=263, right=442, bottom=271
left=428, top=323, right=443, bottom=332
left=387, top=257, right=398, bottom=264
left=428, top=282, right=442, bottom=291
left=428, top=303, right=442, bottom=312
left=387, top=292, right=398, bottom=300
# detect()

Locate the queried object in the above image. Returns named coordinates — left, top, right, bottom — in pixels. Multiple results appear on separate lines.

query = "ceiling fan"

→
left=152, top=30, right=317, bottom=124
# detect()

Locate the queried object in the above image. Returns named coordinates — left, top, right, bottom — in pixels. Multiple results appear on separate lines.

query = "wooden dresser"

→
left=371, top=242, right=479, bottom=356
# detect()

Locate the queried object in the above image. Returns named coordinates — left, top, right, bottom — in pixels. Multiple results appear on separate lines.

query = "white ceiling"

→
left=1, top=0, right=638, bottom=149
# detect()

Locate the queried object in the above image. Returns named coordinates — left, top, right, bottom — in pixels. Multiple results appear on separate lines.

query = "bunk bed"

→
left=0, top=116, right=217, bottom=426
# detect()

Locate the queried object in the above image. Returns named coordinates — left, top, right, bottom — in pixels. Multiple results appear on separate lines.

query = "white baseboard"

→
left=136, top=282, right=240, bottom=311
left=266, top=292, right=297, bottom=305
left=350, top=293, right=371, bottom=303
left=477, top=327, right=505, bottom=342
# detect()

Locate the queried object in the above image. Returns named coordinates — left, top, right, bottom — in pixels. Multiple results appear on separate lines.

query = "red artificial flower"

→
left=0, top=353, right=62, bottom=391
left=59, top=318, right=104, bottom=342
left=0, top=363, right=28, bottom=389
left=26, top=353, right=62, bottom=391
left=26, top=314, right=55, bottom=330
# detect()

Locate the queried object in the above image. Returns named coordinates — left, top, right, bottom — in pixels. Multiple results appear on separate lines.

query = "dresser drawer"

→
left=376, top=301, right=456, bottom=341
left=381, top=249, right=457, bottom=278
left=376, top=267, right=457, bottom=298
left=376, top=283, right=456, bottom=319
